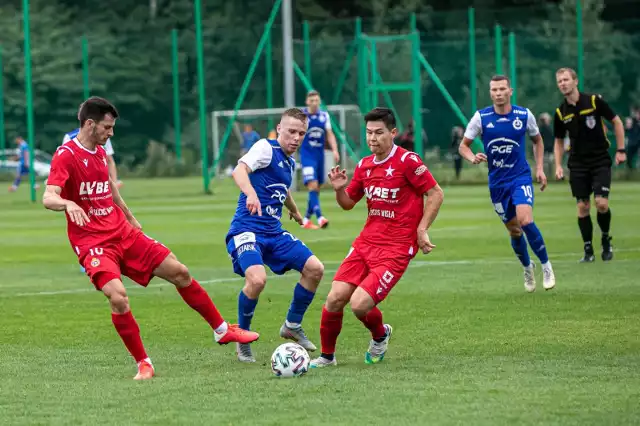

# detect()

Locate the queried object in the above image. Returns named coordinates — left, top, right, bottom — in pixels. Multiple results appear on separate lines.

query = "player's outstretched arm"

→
left=417, top=184, right=444, bottom=254
left=43, top=185, right=90, bottom=227
left=110, top=178, right=141, bottom=229
left=284, top=190, right=303, bottom=225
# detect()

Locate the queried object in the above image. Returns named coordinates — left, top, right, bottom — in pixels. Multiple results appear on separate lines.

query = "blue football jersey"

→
left=227, top=139, right=296, bottom=238
left=464, top=105, right=539, bottom=187
left=299, top=108, right=331, bottom=158
left=18, top=141, right=29, bottom=165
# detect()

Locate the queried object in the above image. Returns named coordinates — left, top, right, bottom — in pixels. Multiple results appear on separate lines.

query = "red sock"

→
left=177, top=279, right=225, bottom=330
left=358, top=306, right=386, bottom=340
left=112, top=311, right=148, bottom=363
left=320, top=305, right=343, bottom=355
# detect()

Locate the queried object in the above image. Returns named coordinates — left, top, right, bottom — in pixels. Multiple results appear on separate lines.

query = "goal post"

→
left=210, top=104, right=363, bottom=180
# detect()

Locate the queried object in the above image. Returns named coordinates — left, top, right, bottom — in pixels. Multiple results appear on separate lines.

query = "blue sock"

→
left=286, top=283, right=316, bottom=325
left=313, top=191, right=322, bottom=219
left=522, top=222, right=549, bottom=264
left=12, top=175, right=22, bottom=188
left=511, top=234, right=531, bottom=267
left=305, top=191, right=315, bottom=219
left=238, top=290, right=258, bottom=331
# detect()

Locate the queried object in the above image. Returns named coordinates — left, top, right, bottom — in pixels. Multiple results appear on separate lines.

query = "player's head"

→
left=14, top=136, right=24, bottom=145
left=243, top=123, right=253, bottom=132
left=556, top=67, right=578, bottom=96
left=489, top=75, right=512, bottom=107
left=277, top=108, right=308, bottom=155
left=364, top=107, right=397, bottom=156
left=78, top=97, right=119, bottom=146
left=306, top=90, right=321, bottom=113
left=539, top=112, right=551, bottom=125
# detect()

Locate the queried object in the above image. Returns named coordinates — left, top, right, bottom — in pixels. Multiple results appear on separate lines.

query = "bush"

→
left=122, top=141, right=201, bottom=178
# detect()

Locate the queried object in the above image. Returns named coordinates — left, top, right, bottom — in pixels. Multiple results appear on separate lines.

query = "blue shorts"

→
left=301, top=153, right=325, bottom=185
left=17, top=164, right=29, bottom=175
left=226, top=231, right=314, bottom=277
left=490, top=178, right=534, bottom=223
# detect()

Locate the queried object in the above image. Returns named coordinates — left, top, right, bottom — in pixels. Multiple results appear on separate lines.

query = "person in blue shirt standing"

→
left=9, top=136, right=34, bottom=192
left=241, top=124, right=261, bottom=156
left=226, top=107, right=325, bottom=363
left=299, top=90, right=340, bottom=229
left=459, top=75, right=556, bottom=293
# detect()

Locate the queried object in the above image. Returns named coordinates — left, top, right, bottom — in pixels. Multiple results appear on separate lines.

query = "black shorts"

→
left=569, top=165, right=611, bottom=201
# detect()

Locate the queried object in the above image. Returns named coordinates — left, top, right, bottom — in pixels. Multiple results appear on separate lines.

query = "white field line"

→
left=7, top=247, right=639, bottom=298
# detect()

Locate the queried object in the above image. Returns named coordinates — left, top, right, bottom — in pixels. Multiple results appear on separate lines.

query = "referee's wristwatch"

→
left=616, top=149, right=626, bottom=153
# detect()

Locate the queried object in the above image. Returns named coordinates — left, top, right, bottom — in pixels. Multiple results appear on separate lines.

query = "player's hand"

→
left=128, top=216, right=142, bottom=230
left=333, top=150, right=340, bottom=164
left=536, top=169, right=548, bottom=192
left=246, top=193, right=262, bottom=216
left=615, top=151, right=627, bottom=165
left=417, top=228, right=436, bottom=254
left=289, top=210, right=303, bottom=225
left=472, top=153, right=487, bottom=164
left=65, top=201, right=90, bottom=227
left=328, top=166, right=348, bottom=191
left=555, top=166, right=564, bottom=180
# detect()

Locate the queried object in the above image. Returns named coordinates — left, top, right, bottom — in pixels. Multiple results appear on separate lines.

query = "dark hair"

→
left=306, top=90, right=320, bottom=98
left=364, top=107, right=396, bottom=130
left=78, top=97, right=119, bottom=126
left=282, top=107, right=308, bottom=123
left=490, top=75, right=511, bottom=86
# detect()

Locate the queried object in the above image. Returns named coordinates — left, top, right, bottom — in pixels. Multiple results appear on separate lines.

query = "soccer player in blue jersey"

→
left=459, top=75, right=556, bottom=292
left=300, top=90, right=340, bottom=229
left=8, top=136, right=34, bottom=192
left=226, top=107, right=325, bottom=363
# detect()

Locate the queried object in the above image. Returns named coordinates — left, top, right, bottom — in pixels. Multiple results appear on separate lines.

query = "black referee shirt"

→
left=554, top=92, right=617, bottom=168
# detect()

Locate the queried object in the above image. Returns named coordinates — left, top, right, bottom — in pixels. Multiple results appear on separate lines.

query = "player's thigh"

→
left=152, top=252, right=192, bottom=287
left=262, top=231, right=314, bottom=275
left=569, top=167, right=593, bottom=201
left=358, top=256, right=411, bottom=305
left=591, top=166, right=612, bottom=199
left=325, top=280, right=357, bottom=311
left=490, top=186, right=516, bottom=224
left=226, top=231, right=265, bottom=277
left=120, top=231, right=172, bottom=287
left=511, top=181, right=535, bottom=226
left=80, top=245, right=123, bottom=291
left=333, top=246, right=369, bottom=287
left=301, top=158, right=319, bottom=186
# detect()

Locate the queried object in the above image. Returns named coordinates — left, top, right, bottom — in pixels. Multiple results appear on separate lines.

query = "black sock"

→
left=321, top=352, right=334, bottom=361
left=597, top=209, right=611, bottom=237
left=578, top=216, right=593, bottom=249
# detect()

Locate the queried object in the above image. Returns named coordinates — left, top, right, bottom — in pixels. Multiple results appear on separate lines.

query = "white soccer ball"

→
left=270, top=343, right=310, bottom=378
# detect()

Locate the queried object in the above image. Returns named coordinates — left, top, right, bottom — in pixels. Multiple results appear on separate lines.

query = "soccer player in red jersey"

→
left=310, top=107, right=444, bottom=367
left=43, top=97, right=259, bottom=380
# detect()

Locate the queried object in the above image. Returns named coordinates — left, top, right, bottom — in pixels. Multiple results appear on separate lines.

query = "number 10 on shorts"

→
left=521, top=185, right=533, bottom=198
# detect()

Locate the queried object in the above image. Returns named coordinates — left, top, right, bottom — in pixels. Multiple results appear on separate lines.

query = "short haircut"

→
left=490, top=75, right=511, bottom=86
left=556, top=67, right=578, bottom=79
left=364, top=107, right=396, bottom=130
left=306, top=90, right=320, bottom=98
left=78, top=97, right=119, bottom=126
left=282, top=107, right=307, bottom=124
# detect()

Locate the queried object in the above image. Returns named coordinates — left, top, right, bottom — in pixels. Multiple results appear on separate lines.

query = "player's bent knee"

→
left=306, top=181, right=319, bottom=191
left=325, top=288, right=350, bottom=312
left=595, top=198, right=609, bottom=212
left=302, top=256, right=324, bottom=284
left=102, top=280, right=130, bottom=314
left=172, top=263, right=191, bottom=288
left=244, top=266, right=267, bottom=297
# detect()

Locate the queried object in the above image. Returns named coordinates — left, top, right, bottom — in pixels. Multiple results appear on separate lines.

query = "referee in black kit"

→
left=553, top=67, right=626, bottom=263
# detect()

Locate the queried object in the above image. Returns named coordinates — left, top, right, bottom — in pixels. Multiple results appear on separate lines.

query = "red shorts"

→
left=333, top=243, right=412, bottom=304
left=77, top=230, right=171, bottom=290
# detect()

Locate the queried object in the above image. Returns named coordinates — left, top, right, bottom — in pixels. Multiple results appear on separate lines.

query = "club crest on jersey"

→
left=415, top=165, right=427, bottom=175
left=512, top=118, right=523, bottom=130
left=586, top=116, right=596, bottom=129
left=90, top=257, right=100, bottom=267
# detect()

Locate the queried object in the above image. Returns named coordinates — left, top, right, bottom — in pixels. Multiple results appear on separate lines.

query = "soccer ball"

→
left=270, top=343, right=310, bottom=378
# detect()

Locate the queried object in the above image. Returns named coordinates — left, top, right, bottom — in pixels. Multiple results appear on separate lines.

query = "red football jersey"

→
left=47, top=139, right=133, bottom=250
left=345, top=145, right=438, bottom=256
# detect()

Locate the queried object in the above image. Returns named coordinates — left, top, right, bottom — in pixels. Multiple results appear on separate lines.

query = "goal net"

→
left=211, top=105, right=363, bottom=182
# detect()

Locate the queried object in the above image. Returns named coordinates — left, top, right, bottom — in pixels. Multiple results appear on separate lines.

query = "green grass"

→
left=1, top=178, right=639, bottom=426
